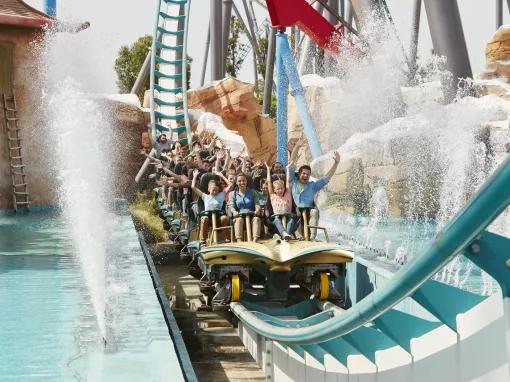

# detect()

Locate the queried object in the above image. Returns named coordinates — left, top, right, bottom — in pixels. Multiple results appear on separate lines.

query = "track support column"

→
left=276, top=32, right=323, bottom=164
left=423, top=0, right=472, bottom=99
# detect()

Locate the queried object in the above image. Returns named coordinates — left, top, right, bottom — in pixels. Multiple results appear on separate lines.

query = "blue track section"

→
left=150, top=0, right=192, bottom=144
left=231, top=155, right=510, bottom=344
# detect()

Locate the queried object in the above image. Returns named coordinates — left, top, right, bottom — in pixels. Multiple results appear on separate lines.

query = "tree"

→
left=226, top=16, right=249, bottom=77
left=114, top=35, right=152, bottom=95
left=256, top=35, right=268, bottom=80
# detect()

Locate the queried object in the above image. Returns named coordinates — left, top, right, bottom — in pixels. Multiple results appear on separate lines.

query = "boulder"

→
left=486, top=26, right=510, bottom=63
left=187, top=77, right=277, bottom=162
left=95, top=95, right=150, bottom=199
left=484, top=26, right=510, bottom=82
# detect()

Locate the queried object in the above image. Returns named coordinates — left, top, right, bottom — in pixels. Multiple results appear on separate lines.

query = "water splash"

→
left=38, top=27, right=114, bottom=341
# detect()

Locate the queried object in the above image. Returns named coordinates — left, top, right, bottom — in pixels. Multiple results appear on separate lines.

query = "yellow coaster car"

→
left=195, top=237, right=354, bottom=311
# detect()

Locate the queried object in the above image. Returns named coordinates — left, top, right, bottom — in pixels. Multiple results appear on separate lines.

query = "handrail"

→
left=181, top=0, right=192, bottom=144
left=149, top=0, right=162, bottom=143
left=231, top=155, right=510, bottom=344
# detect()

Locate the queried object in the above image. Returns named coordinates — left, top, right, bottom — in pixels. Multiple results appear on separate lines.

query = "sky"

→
left=25, top=0, right=509, bottom=93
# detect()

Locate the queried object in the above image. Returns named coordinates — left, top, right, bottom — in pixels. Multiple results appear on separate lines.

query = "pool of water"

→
left=0, top=204, right=184, bottom=381
left=322, top=211, right=501, bottom=295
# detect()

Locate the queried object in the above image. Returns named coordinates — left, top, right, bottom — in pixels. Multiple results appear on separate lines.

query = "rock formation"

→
left=187, top=77, right=277, bottom=162
left=481, top=25, right=510, bottom=82
left=96, top=94, right=150, bottom=199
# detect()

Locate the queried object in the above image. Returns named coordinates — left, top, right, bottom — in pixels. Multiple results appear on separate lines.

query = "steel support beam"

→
left=242, top=0, right=260, bottom=85
left=408, top=0, right=422, bottom=82
left=350, top=0, right=382, bottom=26
left=325, top=0, right=339, bottom=74
left=200, top=26, right=211, bottom=86
left=277, top=32, right=323, bottom=163
left=298, top=2, right=323, bottom=74
left=210, top=0, right=223, bottom=81
left=131, top=50, right=152, bottom=95
left=423, top=0, right=472, bottom=97
left=497, top=0, right=504, bottom=29
left=222, top=0, right=233, bottom=77
left=263, top=28, right=277, bottom=115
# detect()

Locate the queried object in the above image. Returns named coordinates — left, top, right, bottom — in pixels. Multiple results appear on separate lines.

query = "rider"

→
left=289, top=151, right=341, bottom=238
left=265, top=162, right=295, bottom=241
left=229, top=173, right=262, bottom=243
left=191, top=169, right=228, bottom=244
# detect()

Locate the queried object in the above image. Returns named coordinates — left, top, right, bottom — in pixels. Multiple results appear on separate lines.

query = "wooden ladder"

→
left=2, top=94, right=30, bottom=211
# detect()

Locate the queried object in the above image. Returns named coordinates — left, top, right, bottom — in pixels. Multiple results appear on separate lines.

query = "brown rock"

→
left=187, top=77, right=276, bottom=162
left=486, top=26, right=510, bottom=64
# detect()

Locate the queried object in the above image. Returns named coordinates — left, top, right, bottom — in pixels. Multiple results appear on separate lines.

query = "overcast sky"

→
left=26, top=0, right=508, bottom=93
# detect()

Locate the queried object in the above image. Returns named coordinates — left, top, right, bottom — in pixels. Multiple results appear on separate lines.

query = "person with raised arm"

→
left=289, top=151, right=341, bottom=239
left=265, top=162, right=296, bottom=241
left=191, top=169, right=228, bottom=244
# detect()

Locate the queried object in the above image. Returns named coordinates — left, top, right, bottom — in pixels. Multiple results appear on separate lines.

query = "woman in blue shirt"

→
left=229, top=173, right=262, bottom=243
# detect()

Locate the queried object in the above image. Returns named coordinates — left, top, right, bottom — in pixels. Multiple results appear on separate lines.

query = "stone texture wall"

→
left=0, top=27, right=48, bottom=208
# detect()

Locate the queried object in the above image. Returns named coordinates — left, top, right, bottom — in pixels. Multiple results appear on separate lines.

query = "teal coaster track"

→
left=150, top=0, right=192, bottom=145
left=230, top=155, right=510, bottom=344
left=148, top=1, right=510, bottom=377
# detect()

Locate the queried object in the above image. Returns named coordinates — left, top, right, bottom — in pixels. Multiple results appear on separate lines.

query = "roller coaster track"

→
left=230, top=156, right=510, bottom=380
left=150, top=0, right=192, bottom=145
left=149, top=2, right=510, bottom=380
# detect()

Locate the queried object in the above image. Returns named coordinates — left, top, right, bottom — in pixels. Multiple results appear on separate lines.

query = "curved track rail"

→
left=231, top=156, right=510, bottom=344
left=148, top=1, right=510, bottom=379
left=150, top=0, right=192, bottom=145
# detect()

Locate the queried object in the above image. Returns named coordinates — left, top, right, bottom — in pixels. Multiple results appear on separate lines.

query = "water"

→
left=300, top=14, right=510, bottom=297
left=0, top=206, right=184, bottom=381
left=36, top=25, right=117, bottom=341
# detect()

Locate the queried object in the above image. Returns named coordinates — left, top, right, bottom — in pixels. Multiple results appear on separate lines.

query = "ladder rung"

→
left=155, top=41, right=183, bottom=52
left=155, top=111, right=184, bottom=121
left=8, top=137, right=22, bottom=141
left=159, top=12, right=186, bottom=21
left=162, top=0, right=188, bottom=4
left=13, top=183, right=27, bottom=187
left=155, top=56, right=183, bottom=66
left=172, top=125, right=186, bottom=134
left=9, top=146, right=21, bottom=150
left=154, top=84, right=183, bottom=94
left=11, top=164, right=25, bottom=168
left=154, top=70, right=182, bottom=80
left=154, top=98, right=184, bottom=108
left=12, top=172, right=27, bottom=176
left=10, top=156, right=23, bottom=160
left=14, top=191, right=29, bottom=195
left=16, top=201, right=30, bottom=205
left=6, top=117, right=19, bottom=121
left=154, top=123, right=170, bottom=132
left=157, top=24, right=185, bottom=36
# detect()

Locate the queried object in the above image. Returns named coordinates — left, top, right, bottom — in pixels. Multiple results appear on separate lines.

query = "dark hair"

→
left=298, top=165, right=312, bottom=174
left=174, top=161, right=187, bottom=176
left=234, top=172, right=248, bottom=188
left=199, top=149, right=210, bottom=160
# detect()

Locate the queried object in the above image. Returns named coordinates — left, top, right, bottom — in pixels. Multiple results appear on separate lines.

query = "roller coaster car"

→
left=193, top=211, right=353, bottom=311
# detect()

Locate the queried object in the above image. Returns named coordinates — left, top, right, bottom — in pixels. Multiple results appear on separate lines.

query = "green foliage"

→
left=226, top=16, right=249, bottom=77
left=114, top=35, right=152, bottom=96
left=129, top=192, right=167, bottom=243
left=256, top=93, right=277, bottom=120
left=256, top=36, right=268, bottom=78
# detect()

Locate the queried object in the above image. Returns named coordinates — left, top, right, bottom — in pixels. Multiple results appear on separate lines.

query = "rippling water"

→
left=0, top=207, right=183, bottom=381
